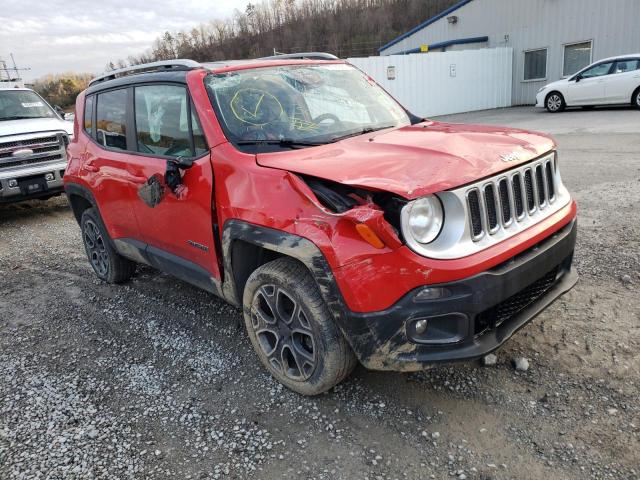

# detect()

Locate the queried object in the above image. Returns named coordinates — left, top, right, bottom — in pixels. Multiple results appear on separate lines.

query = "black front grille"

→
left=498, top=178, right=511, bottom=224
left=545, top=162, right=555, bottom=199
left=474, top=267, right=559, bottom=335
left=524, top=169, right=535, bottom=211
left=512, top=173, right=524, bottom=217
left=484, top=184, right=498, bottom=230
left=468, top=190, right=483, bottom=237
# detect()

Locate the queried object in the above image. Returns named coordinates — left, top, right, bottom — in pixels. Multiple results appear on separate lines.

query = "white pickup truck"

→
left=0, top=87, right=73, bottom=203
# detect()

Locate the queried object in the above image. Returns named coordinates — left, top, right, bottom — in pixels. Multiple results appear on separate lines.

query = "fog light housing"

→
left=8, top=179, right=18, bottom=188
left=414, top=319, right=428, bottom=334
left=407, top=313, right=469, bottom=345
left=45, top=173, right=55, bottom=181
left=413, top=287, right=450, bottom=302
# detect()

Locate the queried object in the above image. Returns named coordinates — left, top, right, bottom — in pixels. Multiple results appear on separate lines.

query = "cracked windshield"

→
left=204, top=63, right=409, bottom=148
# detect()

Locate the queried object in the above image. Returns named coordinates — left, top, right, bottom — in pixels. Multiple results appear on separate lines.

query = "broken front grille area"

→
left=474, top=266, right=559, bottom=336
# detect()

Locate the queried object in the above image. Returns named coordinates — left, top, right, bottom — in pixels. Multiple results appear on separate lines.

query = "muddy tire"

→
left=242, top=257, right=357, bottom=396
left=80, top=208, right=136, bottom=283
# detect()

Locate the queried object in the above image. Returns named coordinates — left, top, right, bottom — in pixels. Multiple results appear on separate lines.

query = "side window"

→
left=83, top=95, right=94, bottom=137
left=613, top=60, right=639, bottom=74
left=580, top=62, right=614, bottom=79
left=96, top=89, right=128, bottom=151
left=190, top=101, right=208, bottom=156
left=135, top=85, right=193, bottom=158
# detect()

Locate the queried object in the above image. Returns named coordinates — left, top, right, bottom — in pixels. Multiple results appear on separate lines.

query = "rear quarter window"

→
left=84, top=96, right=94, bottom=136
left=96, top=89, right=128, bottom=151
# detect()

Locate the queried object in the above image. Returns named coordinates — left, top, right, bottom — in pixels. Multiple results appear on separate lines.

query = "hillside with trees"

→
left=32, top=73, right=92, bottom=111
left=118, top=0, right=457, bottom=67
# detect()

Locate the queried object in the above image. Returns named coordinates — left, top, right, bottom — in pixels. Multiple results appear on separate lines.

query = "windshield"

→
left=0, top=90, right=57, bottom=121
left=204, top=63, right=410, bottom=149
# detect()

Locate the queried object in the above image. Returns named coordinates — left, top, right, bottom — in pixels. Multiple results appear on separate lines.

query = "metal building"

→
left=378, top=0, right=640, bottom=105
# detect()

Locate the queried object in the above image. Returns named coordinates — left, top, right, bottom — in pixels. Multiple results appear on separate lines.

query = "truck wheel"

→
left=80, top=208, right=136, bottom=283
left=545, top=92, right=565, bottom=113
left=242, top=257, right=357, bottom=396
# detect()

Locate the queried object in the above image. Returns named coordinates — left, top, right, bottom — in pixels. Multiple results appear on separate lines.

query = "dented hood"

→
left=256, top=121, right=555, bottom=199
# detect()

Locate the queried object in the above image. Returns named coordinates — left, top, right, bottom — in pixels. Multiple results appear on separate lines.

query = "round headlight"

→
left=405, top=195, right=444, bottom=244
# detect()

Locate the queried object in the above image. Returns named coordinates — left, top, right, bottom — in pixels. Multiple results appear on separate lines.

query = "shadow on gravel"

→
left=0, top=195, right=70, bottom=224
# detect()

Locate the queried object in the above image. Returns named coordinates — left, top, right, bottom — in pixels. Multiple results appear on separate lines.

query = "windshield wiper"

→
left=236, top=139, right=325, bottom=149
left=328, top=124, right=396, bottom=143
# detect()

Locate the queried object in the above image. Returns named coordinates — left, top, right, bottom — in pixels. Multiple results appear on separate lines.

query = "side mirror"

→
left=575, top=75, right=582, bottom=83
left=165, top=156, right=194, bottom=192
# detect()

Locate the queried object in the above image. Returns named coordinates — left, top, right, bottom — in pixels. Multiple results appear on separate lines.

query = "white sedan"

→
left=536, top=54, right=640, bottom=112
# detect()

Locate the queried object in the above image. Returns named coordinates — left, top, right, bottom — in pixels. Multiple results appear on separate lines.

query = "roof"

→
left=379, top=0, right=475, bottom=52
left=89, top=54, right=342, bottom=86
left=0, top=86, right=30, bottom=91
left=391, top=36, right=488, bottom=55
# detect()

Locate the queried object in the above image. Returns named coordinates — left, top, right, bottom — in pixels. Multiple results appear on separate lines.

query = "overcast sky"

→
left=0, top=0, right=250, bottom=81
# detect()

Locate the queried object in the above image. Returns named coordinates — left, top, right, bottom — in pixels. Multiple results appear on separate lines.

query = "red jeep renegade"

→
left=64, top=54, right=578, bottom=395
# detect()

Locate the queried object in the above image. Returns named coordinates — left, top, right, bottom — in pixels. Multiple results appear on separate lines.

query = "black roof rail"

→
left=89, top=59, right=202, bottom=86
left=258, top=52, right=339, bottom=61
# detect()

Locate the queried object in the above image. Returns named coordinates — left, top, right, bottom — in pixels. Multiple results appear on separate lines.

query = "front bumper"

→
left=535, top=91, right=546, bottom=107
left=338, top=219, right=578, bottom=371
left=0, top=162, right=66, bottom=203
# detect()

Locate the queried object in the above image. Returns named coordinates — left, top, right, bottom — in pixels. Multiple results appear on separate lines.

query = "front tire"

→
left=545, top=92, right=565, bottom=113
left=81, top=208, right=136, bottom=283
left=242, top=258, right=357, bottom=396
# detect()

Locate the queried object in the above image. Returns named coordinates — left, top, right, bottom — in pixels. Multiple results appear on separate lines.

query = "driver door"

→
left=130, top=84, right=221, bottom=282
left=565, top=61, right=613, bottom=105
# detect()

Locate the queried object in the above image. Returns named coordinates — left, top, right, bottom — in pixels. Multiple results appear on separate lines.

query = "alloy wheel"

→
left=83, top=219, right=109, bottom=277
left=547, top=94, right=562, bottom=112
left=250, top=285, right=317, bottom=381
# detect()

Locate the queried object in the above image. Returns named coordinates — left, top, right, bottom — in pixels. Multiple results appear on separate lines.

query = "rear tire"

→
left=242, top=257, right=357, bottom=396
left=545, top=92, right=565, bottom=113
left=633, top=88, right=640, bottom=109
left=80, top=208, right=136, bottom=283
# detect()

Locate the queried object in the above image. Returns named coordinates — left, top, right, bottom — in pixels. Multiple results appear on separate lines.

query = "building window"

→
left=563, top=41, right=592, bottom=77
left=524, top=48, right=547, bottom=81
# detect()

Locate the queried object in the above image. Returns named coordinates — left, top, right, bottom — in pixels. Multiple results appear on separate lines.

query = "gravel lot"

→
left=1, top=106, right=638, bottom=480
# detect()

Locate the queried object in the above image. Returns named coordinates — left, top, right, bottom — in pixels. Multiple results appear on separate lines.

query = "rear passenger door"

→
left=84, top=88, right=144, bottom=240
left=604, top=59, right=640, bottom=103
left=130, top=84, right=221, bottom=281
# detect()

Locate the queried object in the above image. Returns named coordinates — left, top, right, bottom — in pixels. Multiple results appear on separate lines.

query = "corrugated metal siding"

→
left=380, top=0, right=640, bottom=104
left=348, top=48, right=512, bottom=117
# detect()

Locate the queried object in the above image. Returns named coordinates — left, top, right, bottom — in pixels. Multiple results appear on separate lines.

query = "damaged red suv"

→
left=64, top=54, right=577, bottom=395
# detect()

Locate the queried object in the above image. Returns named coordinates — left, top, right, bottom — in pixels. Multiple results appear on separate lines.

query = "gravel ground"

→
left=1, top=106, right=638, bottom=479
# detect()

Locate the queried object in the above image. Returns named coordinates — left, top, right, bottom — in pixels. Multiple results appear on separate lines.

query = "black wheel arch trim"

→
left=64, top=182, right=100, bottom=225
left=220, top=219, right=352, bottom=336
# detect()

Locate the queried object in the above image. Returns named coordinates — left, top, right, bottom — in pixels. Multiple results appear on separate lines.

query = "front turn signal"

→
left=355, top=223, right=385, bottom=249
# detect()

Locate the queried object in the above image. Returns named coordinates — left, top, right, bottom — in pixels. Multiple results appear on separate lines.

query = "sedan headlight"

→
left=402, top=195, right=444, bottom=244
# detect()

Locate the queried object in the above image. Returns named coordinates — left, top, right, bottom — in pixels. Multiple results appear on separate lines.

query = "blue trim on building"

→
left=378, top=0, right=476, bottom=53
left=390, top=36, right=489, bottom=55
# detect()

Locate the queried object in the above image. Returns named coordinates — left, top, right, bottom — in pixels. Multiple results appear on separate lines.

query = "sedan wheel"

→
left=546, top=93, right=564, bottom=113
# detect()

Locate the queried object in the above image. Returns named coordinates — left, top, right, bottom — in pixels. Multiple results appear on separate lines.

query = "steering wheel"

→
left=313, top=113, right=341, bottom=127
